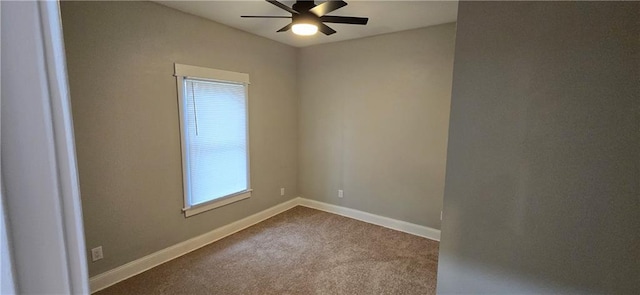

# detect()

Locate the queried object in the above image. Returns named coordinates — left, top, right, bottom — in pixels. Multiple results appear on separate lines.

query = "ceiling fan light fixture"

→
left=292, top=23, right=318, bottom=36
left=241, top=0, right=368, bottom=36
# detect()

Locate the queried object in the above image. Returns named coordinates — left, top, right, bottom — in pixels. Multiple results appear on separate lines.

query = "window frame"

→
left=174, top=63, right=251, bottom=217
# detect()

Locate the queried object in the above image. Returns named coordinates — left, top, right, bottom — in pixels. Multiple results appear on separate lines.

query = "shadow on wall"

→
left=437, top=1, right=640, bottom=294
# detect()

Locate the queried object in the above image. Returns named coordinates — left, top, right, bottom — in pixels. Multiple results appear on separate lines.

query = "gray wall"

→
left=61, top=1, right=299, bottom=276
left=438, top=2, right=639, bottom=294
left=298, top=24, right=456, bottom=229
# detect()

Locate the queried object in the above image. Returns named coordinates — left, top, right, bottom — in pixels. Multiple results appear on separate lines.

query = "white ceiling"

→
left=156, top=1, right=458, bottom=47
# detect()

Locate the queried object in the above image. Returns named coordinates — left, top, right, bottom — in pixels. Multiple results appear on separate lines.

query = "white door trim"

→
left=1, top=1, right=90, bottom=293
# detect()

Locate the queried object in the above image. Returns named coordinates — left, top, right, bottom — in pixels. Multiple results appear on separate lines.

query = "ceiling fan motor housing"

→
left=293, top=12, right=320, bottom=26
left=292, top=1, right=316, bottom=13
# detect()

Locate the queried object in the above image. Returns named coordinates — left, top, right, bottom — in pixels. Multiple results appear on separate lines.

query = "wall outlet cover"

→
left=91, top=246, right=103, bottom=261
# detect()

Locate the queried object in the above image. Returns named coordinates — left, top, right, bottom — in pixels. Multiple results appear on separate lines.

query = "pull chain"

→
left=191, top=82, right=199, bottom=136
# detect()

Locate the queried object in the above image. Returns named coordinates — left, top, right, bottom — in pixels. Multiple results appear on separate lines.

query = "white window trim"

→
left=174, top=63, right=251, bottom=217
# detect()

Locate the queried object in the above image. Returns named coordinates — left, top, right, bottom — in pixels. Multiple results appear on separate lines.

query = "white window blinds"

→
left=174, top=64, right=251, bottom=217
left=183, top=78, right=249, bottom=206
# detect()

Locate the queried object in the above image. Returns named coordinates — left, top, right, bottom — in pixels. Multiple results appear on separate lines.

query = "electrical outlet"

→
left=91, top=246, right=103, bottom=262
left=338, top=189, right=344, bottom=198
left=280, top=188, right=285, bottom=196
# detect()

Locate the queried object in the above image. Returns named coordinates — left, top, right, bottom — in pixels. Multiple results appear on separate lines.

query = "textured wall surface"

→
left=438, top=2, right=639, bottom=293
left=298, top=23, right=456, bottom=229
left=61, top=1, right=299, bottom=276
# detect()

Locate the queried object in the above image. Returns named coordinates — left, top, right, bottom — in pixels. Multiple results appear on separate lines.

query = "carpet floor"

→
left=96, top=206, right=440, bottom=295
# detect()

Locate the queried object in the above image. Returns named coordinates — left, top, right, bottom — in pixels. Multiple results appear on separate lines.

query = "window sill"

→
left=183, top=189, right=252, bottom=217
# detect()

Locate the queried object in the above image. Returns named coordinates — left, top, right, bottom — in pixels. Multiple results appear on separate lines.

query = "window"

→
left=174, top=64, right=251, bottom=217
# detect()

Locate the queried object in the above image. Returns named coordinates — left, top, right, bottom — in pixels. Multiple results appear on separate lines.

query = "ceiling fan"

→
left=241, top=0, right=369, bottom=36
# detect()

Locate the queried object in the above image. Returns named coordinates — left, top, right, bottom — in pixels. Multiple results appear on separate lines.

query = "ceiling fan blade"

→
left=277, top=23, right=293, bottom=32
left=309, top=0, right=347, bottom=17
left=318, top=23, right=337, bottom=36
left=241, top=16, right=292, bottom=19
left=266, top=0, right=298, bottom=15
left=320, top=15, right=368, bottom=25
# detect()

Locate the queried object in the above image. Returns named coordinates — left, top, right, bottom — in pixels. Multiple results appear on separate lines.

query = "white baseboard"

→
left=89, top=197, right=300, bottom=293
left=89, top=197, right=440, bottom=293
left=298, top=198, right=441, bottom=242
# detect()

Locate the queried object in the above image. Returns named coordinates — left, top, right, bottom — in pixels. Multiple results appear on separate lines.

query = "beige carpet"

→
left=97, top=206, right=439, bottom=295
